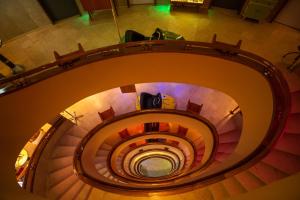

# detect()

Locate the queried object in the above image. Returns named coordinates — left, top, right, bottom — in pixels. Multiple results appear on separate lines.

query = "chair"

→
left=54, top=43, right=85, bottom=68
left=159, top=122, right=170, bottom=132
left=186, top=100, right=203, bottom=115
left=177, top=125, right=188, bottom=137
left=98, top=106, right=115, bottom=121
left=119, top=128, right=130, bottom=139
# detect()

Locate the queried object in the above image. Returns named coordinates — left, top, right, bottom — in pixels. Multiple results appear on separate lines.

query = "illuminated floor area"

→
left=0, top=5, right=299, bottom=73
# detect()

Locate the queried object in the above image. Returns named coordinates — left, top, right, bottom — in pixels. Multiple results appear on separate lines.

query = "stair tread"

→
left=284, top=113, right=300, bottom=134
left=48, top=165, right=74, bottom=187
left=74, top=184, right=91, bottom=200
left=222, top=176, right=247, bottom=196
left=209, top=182, right=230, bottom=200
left=291, top=90, right=300, bottom=113
left=59, top=179, right=84, bottom=200
left=48, top=174, right=78, bottom=199
left=95, top=156, right=107, bottom=163
left=58, top=134, right=81, bottom=146
left=217, top=142, right=238, bottom=153
left=96, top=149, right=110, bottom=157
left=98, top=167, right=108, bottom=175
left=262, top=148, right=300, bottom=174
left=51, top=146, right=76, bottom=159
left=49, top=156, right=73, bottom=173
left=215, top=152, right=231, bottom=162
left=249, top=161, right=288, bottom=184
left=275, top=133, right=300, bottom=156
left=234, top=170, right=265, bottom=191
left=219, top=129, right=241, bottom=143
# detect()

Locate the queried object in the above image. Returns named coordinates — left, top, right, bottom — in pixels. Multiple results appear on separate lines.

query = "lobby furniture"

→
left=186, top=100, right=203, bottom=115
left=98, top=106, right=115, bottom=121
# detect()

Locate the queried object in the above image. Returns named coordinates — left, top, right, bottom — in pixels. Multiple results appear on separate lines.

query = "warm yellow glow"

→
left=41, top=123, right=51, bottom=132
left=15, top=149, right=28, bottom=169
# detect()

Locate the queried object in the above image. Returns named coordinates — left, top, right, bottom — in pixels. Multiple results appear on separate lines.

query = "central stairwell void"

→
left=3, top=36, right=300, bottom=200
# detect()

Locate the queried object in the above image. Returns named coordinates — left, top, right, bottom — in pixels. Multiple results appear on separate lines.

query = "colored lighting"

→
left=79, top=13, right=90, bottom=25
left=154, top=5, right=171, bottom=13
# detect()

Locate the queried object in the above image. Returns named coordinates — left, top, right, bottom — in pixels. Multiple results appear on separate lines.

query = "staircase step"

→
left=74, top=184, right=92, bottom=200
left=190, top=188, right=214, bottom=200
left=217, top=118, right=237, bottom=134
left=49, top=156, right=73, bottom=173
left=98, top=167, right=108, bottom=175
left=48, top=174, right=78, bottom=199
left=222, top=176, right=246, bottom=196
left=284, top=113, right=300, bottom=134
left=209, top=182, right=230, bottom=200
left=194, top=138, right=205, bottom=146
left=95, top=156, right=107, bottom=163
left=96, top=149, right=110, bottom=157
left=59, top=179, right=84, bottom=200
left=48, top=165, right=73, bottom=187
left=284, top=71, right=300, bottom=92
left=103, top=171, right=111, bottom=178
left=101, top=143, right=113, bottom=151
left=51, top=146, right=76, bottom=159
left=95, top=163, right=106, bottom=170
left=66, top=125, right=88, bottom=139
left=58, top=134, right=81, bottom=146
left=262, top=148, right=300, bottom=174
left=215, top=152, right=231, bottom=162
left=291, top=90, right=300, bottom=113
left=219, top=129, right=241, bottom=143
left=249, top=161, right=288, bottom=184
left=234, top=171, right=265, bottom=191
left=217, top=142, right=238, bottom=153
left=275, top=133, right=300, bottom=156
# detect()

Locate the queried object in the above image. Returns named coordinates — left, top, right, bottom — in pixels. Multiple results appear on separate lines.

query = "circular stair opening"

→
left=139, top=157, right=173, bottom=178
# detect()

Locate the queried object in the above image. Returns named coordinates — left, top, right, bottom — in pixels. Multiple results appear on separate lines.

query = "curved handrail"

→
left=0, top=39, right=285, bottom=97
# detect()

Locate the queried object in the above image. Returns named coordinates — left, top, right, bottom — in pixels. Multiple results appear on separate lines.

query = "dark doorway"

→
left=212, top=0, right=246, bottom=11
left=38, top=0, right=80, bottom=23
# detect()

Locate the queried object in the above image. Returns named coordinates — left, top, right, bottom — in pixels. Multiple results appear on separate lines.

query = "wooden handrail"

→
left=0, top=39, right=280, bottom=96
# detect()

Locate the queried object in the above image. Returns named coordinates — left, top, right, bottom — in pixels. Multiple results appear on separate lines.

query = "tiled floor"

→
left=0, top=5, right=299, bottom=73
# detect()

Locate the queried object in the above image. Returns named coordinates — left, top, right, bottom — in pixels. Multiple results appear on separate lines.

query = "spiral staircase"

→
left=1, top=38, right=300, bottom=200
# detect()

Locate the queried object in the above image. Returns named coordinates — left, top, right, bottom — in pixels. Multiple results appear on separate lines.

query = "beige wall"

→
left=0, top=0, right=51, bottom=41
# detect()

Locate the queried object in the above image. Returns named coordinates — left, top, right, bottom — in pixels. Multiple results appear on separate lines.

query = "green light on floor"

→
left=208, top=9, right=214, bottom=17
left=80, top=13, right=90, bottom=22
left=154, top=5, right=170, bottom=13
